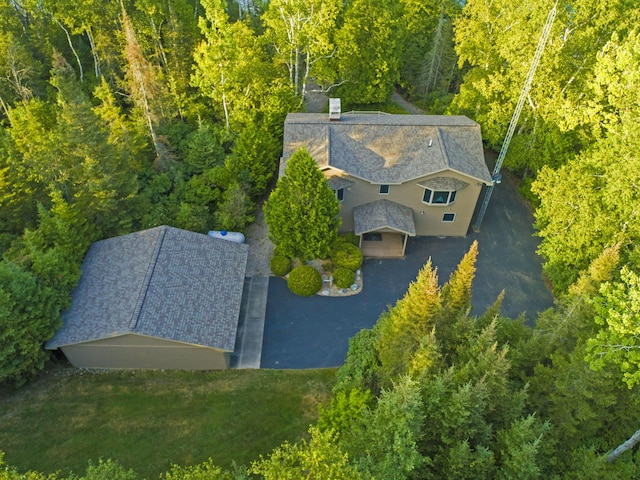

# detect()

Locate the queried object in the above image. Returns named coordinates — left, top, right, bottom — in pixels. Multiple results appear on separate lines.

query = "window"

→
left=442, top=213, right=456, bottom=222
left=335, top=188, right=344, bottom=202
left=422, top=188, right=457, bottom=205
left=379, top=184, right=390, bottom=195
left=363, top=233, right=382, bottom=241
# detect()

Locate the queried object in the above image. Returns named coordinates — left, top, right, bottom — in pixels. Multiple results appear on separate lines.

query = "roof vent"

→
left=329, top=98, right=341, bottom=121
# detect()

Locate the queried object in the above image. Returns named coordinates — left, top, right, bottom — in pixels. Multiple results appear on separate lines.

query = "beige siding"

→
left=61, top=334, right=229, bottom=370
left=329, top=170, right=482, bottom=237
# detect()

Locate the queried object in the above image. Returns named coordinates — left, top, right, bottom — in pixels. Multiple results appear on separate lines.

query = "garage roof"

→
left=46, top=226, right=248, bottom=352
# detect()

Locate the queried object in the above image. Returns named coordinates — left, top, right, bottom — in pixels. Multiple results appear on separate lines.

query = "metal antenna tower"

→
left=473, top=1, right=558, bottom=231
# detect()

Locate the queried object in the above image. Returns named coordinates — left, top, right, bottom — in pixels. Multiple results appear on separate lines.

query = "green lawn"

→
left=0, top=364, right=336, bottom=478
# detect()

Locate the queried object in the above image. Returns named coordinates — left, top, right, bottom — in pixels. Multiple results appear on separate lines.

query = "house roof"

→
left=283, top=113, right=492, bottom=185
left=46, top=226, right=249, bottom=352
left=354, top=199, right=416, bottom=236
left=417, top=176, right=470, bottom=191
left=327, top=176, right=355, bottom=191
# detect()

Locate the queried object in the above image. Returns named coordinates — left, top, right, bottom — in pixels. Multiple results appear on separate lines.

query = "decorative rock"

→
left=351, top=284, right=359, bottom=291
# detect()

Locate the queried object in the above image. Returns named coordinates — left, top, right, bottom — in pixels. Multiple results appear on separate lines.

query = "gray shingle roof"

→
left=46, top=226, right=248, bottom=352
left=283, top=113, right=492, bottom=184
left=354, top=199, right=416, bottom=236
left=327, top=176, right=355, bottom=191
left=417, top=176, right=470, bottom=191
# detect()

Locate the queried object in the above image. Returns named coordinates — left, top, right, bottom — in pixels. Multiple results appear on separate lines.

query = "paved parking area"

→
left=259, top=165, right=554, bottom=369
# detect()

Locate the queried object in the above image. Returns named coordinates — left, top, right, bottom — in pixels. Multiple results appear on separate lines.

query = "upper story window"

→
left=379, top=184, right=390, bottom=195
left=423, top=188, right=457, bottom=205
left=327, top=176, right=353, bottom=204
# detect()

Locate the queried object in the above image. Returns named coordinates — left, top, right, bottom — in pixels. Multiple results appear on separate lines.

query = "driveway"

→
left=260, top=156, right=554, bottom=369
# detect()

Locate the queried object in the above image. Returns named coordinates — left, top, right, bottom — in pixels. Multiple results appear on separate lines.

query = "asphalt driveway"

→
left=260, top=159, right=554, bottom=369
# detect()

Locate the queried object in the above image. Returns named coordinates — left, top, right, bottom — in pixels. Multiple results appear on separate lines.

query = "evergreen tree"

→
left=375, top=259, right=442, bottom=384
left=0, top=260, right=62, bottom=386
left=263, top=148, right=340, bottom=260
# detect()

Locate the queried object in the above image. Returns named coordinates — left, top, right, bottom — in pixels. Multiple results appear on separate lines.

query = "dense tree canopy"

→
left=1, top=0, right=640, bottom=476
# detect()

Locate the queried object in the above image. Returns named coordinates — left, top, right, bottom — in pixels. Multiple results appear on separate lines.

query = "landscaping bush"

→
left=273, top=243, right=289, bottom=258
left=333, top=267, right=355, bottom=288
left=287, top=265, right=322, bottom=296
left=339, top=232, right=360, bottom=247
left=331, top=242, right=363, bottom=271
left=270, top=255, right=292, bottom=276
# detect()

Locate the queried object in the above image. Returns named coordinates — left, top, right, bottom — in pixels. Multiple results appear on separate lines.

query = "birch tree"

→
left=193, top=0, right=272, bottom=130
left=262, top=0, right=341, bottom=101
left=451, top=0, right=640, bottom=176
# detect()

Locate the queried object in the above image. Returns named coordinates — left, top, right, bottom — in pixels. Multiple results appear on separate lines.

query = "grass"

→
left=0, top=363, right=336, bottom=478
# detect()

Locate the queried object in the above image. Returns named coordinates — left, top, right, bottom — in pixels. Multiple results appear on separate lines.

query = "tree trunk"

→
left=86, top=27, right=101, bottom=77
left=607, top=429, right=640, bottom=463
left=423, top=6, right=445, bottom=97
left=55, top=18, right=83, bottom=83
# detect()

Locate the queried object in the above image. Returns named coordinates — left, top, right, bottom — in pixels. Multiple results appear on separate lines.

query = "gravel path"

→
left=244, top=203, right=274, bottom=276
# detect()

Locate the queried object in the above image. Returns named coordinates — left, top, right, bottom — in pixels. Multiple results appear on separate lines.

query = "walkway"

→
left=229, top=276, right=269, bottom=369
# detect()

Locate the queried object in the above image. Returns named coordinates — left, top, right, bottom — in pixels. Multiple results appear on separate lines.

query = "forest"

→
left=1, top=0, right=639, bottom=477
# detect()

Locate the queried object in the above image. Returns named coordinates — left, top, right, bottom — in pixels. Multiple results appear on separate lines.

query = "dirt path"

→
left=304, top=81, right=329, bottom=113
left=391, top=91, right=426, bottom=114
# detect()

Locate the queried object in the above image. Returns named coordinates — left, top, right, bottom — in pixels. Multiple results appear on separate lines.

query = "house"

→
left=282, top=108, right=493, bottom=257
left=46, top=226, right=249, bottom=370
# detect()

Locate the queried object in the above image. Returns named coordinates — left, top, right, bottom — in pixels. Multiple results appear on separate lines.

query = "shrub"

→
left=339, top=232, right=360, bottom=247
left=333, top=267, right=355, bottom=288
left=273, top=243, right=289, bottom=258
left=270, top=255, right=292, bottom=276
left=287, top=265, right=322, bottom=296
left=331, top=242, right=363, bottom=271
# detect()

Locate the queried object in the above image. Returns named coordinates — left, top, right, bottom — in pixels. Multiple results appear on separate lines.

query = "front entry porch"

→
left=360, top=232, right=406, bottom=258
left=354, top=199, right=416, bottom=258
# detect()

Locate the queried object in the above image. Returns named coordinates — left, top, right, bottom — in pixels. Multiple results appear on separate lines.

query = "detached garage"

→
left=46, top=225, right=249, bottom=370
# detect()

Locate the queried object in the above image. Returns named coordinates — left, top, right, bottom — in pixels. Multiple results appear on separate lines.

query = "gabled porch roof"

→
left=353, top=199, right=416, bottom=236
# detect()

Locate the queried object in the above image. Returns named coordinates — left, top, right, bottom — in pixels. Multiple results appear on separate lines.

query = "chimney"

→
left=329, top=98, right=341, bottom=121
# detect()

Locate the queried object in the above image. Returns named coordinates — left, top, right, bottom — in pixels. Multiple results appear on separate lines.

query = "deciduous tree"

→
left=333, top=0, right=402, bottom=104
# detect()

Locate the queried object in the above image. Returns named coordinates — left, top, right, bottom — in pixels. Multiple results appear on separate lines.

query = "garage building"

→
left=46, top=225, right=248, bottom=370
